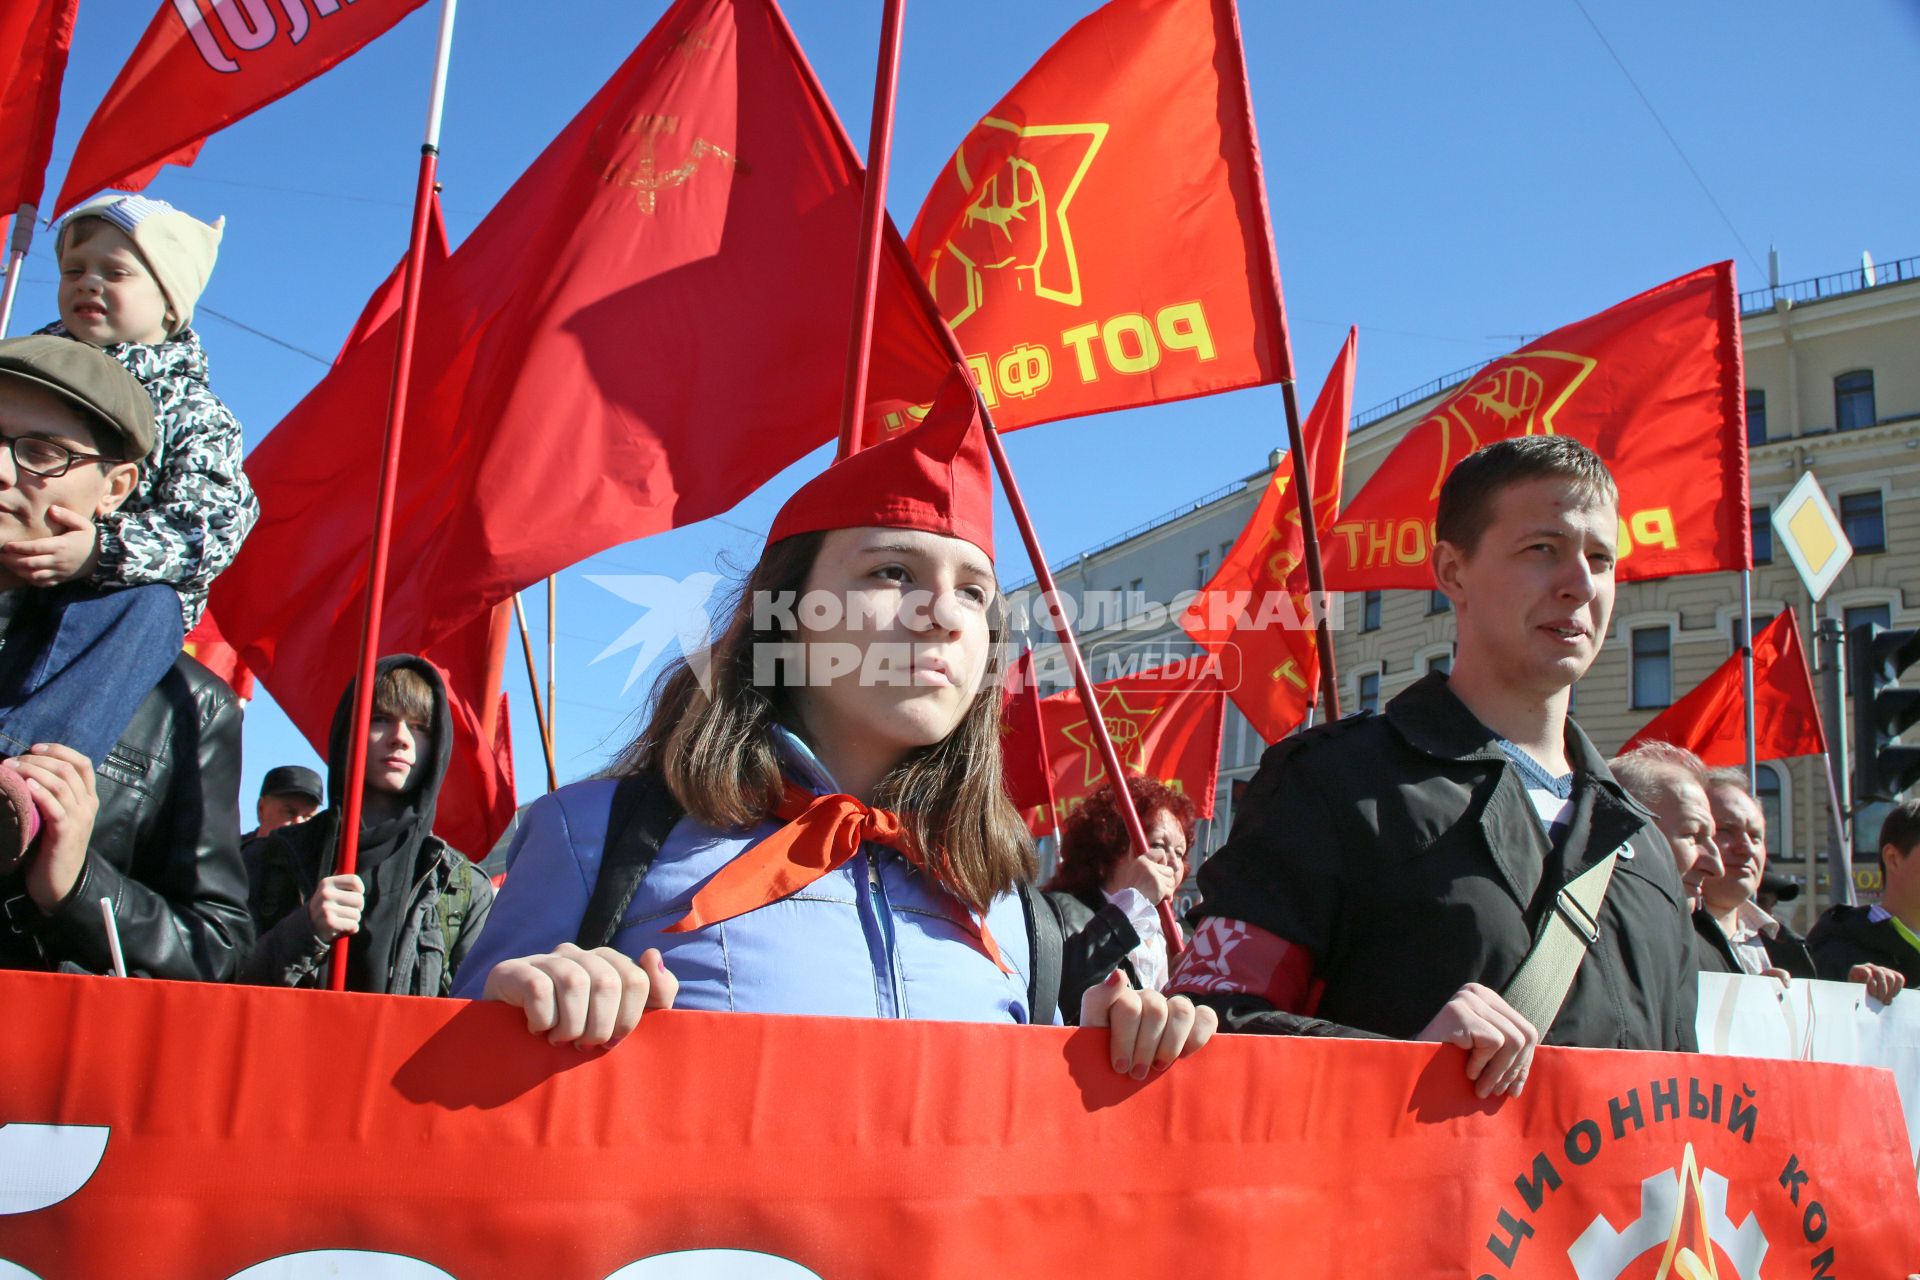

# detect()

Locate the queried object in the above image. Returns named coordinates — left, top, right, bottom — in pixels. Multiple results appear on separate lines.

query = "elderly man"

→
left=1692, top=767, right=1813, bottom=979
left=1608, top=742, right=1723, bottom=913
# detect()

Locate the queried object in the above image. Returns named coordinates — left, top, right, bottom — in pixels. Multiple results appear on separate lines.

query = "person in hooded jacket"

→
left=243, top=655, right=492, bottom=995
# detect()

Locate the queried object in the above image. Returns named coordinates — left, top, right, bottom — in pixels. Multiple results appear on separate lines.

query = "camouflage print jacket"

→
left=37, top=323, right=260, bottom=630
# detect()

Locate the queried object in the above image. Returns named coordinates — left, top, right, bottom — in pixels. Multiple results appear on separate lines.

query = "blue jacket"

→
left=452, top=731, right=1039, bottom=1022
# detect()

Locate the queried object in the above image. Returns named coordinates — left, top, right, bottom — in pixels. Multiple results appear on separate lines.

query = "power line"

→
left=1569, top=0, right=1767, bottom=279
left=197, top=305, right=332, bottom=366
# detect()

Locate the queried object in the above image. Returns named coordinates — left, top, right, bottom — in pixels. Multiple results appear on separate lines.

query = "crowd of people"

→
left=1, top=196, right=1913, bottom=1094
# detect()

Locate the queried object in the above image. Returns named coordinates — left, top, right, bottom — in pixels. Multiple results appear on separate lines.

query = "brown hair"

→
left=1044, top=774, right=1198, bottom=899
left=1435, top=435, right=1618, bottom=556
left=373, top=665, right=434, bottom=726
left=1879, top=799, right=1920, bottom=880
left=611, top=532, right=1035, bottom=910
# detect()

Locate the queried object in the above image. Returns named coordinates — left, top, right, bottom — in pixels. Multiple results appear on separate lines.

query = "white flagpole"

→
left=0, top=204, right=37, bottom=338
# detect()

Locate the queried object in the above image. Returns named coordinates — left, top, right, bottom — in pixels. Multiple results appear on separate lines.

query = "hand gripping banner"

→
left=2, top=971, right=1916, bottom=1277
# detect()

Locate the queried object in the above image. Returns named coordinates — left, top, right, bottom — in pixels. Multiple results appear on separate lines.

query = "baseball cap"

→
left=0, top=335, right=156, bottom=460
left=260, top=765, right=324, bottom=805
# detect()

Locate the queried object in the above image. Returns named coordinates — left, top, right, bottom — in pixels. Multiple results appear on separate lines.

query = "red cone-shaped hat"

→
left=766, top=367, right=995, bottom=559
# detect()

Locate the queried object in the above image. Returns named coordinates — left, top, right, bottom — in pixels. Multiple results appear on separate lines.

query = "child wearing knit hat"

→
left=26, top=193, right=259, bottom=633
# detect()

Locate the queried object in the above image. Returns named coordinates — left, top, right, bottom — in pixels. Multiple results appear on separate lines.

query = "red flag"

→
left=211, top=0, right=954, bottom=808
left=1000, top=650, right=1055, bottom=813
left=901, top=0, right=1288, bottom=438
left=0, top=0, right=77, bottom=216
left=1180, top=327, right=1353, bottom=742
left=1005, top=660, right=1225, bottom=836
left=331, top=193, right=450, bottom=365
left=1622, top=609, right=1827, bottom=765
left=415, top=606, right=517, bottom=859
left=1324, top=263, right=1748, bottom=588
left=181, top=608, right=255, bottom=701
left=52, top=0, right=428, bottom=216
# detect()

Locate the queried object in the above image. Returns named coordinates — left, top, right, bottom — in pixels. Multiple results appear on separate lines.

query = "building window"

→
left=1746, top=388, right=1767, bottom=445
left=1361, top=590, right=1381, bottom=632
left=1195, top=549, right=1211, bottom=589
left=1424, top=649, right=1453, bottom=676
left=1752, top=504, right=1771, bottom=565
left=1219, top=541, right=1233, bottom=564
left=1732, top=611, right=1777, bottom=655
left=1128, top=578, right=1145, bottom=614
left=1834, top=370, right=1876, bottom=431
left=1631, top=625, right=1672, bottom=709
left=1357, top=670, right=1380, bottom=715
left=1428, top=590, right=1452, bottom=615
left=1756, top=765, right=1785, bottom=858
left=1839, top=491, right=1885, bottom=553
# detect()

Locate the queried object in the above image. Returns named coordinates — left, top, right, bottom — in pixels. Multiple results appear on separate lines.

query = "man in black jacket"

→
left=1172, top=438, right=1698, bottom=1099
left=0, top=652, right=252, bottom=978
left=1808, top=800, right=1920, bottom=996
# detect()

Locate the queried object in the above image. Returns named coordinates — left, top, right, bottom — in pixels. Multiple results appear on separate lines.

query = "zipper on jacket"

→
left=862, top=849, right=904, bottom=1017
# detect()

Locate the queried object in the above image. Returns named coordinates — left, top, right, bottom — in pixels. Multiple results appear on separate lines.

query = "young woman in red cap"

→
left=455, top=372, right=1215, bottom=1075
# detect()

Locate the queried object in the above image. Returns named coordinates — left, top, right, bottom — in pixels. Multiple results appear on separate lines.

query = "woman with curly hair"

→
left=1045, top=774, right=1197, bottom=1017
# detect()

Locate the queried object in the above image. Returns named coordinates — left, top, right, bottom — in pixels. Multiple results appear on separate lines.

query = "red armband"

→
left=1168, top=917, right=1321, bottom=1015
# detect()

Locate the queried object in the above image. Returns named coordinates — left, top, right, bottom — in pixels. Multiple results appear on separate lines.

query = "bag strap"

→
left=1500, top=849, right=1620, bottom=1036
left=1018, top=881, right=1063, bottom=1027
left=575, top=769, right=685, bottom=951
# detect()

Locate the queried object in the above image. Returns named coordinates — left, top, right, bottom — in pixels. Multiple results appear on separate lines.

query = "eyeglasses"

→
left=2, top=435, right=121, bottom=479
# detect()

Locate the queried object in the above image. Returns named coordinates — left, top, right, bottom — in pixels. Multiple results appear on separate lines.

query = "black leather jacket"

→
left=0, top=654, right=253, bottom=979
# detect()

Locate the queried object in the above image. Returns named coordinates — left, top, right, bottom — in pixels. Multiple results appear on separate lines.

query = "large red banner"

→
left=902, top=0, right=1289, bottom=438
left=1325, top=262, right=1749, bottom=589
left=0, top=0, right=77, bottom=216
left=1, top=971, right=1914, bottom=1276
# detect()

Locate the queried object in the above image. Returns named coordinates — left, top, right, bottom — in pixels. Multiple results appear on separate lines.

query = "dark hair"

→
left=373, top=665, right=433, bottom=726
left=612, top=531, right=1034, bottom=911
left=1435, top=436, right=1618, bottom=556
left=1044, top=774, right=1198, bottom=899
left=1879, top=799, right=1920, bottom=881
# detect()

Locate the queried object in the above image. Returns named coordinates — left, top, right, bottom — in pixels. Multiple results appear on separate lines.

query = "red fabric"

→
left=900, top=0, right=1289, bottom=439
left=415, top=603, right=517, bottom=859
left=1000, top=650, right=1055, bottom=812
left=1623, top=609, right=1828, bottom=765
left=210, top=0, right=956, bottom=812
left=1180, top=327, right=1353, bottom=742
left=181, top=609, right=255, bottom=701
left=0, top=0, right=76, bottom=216
left=53, top=0, right=427, bottom=216
left=1005, top=660, right=1225, bottom=836
left=1170, top=915, right=1318, bottom=1013
left=665, top=780, right=1008, bottom=973
left=767, top=363, right=993, bottom=557
left=6, top=969, right=1918, bottom=1276
left=1324, top=262, right=1749, bottom=588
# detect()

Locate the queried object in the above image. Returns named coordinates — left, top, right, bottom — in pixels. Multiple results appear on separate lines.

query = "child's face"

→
left=365, top=708, right=432, bottom=797
left=58, top=224, right=170, bottom=347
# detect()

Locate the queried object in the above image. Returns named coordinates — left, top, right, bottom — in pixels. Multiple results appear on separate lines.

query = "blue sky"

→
left=12, top=0, right=1918, bottom=831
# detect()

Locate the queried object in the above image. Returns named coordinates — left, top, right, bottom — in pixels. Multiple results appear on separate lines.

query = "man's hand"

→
left=482, top=945, right=678, bottom=1048
left=1414, top=983, right=1541, bottom=1099
left=1080, top=971, right=1219, bottom=1078
left=1848, top=963, right=1905, bottom=1004
left=1, top=506, right=100, bottom=586
left=306, top=874, right=365, bottom=943
left=14, top=744, right=99, bottom=913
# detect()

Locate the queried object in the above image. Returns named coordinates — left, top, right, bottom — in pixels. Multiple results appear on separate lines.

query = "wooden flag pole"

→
left=834, top=0, right=907, bottom=460
left=329, top=0, right=459, bottom=991
left=546, top=575, right=557, bottom=753
left=1740, top=570, right=1758, bottom=789
left=513, top=592, right=559, bottom=793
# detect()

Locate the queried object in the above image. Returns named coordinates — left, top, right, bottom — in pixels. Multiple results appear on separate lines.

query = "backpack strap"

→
left=574, top=769, right=686, bottom=951
left=1019, top=880, right=1063, bottom=1027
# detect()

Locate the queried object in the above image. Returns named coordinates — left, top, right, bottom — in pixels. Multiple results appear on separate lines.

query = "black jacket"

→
left=1047, top=888, right=1144, bottom=1020
left=0, top=654, right=253, bottom=979
left=1182, top=673, right=1698, bottom=1051
left=244, top=655, right=492, bottom=995
left=1691, top=907, right=1816, bottom=979
left=1805, top=905, right=1920, bottom=984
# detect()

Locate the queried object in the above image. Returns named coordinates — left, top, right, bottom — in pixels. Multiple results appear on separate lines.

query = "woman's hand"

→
left=1104, top=849, right=1182, bottom=905
left=1080, top=970, right=1218, bottom=1078
left=481, top=944, right=678, bottom=1048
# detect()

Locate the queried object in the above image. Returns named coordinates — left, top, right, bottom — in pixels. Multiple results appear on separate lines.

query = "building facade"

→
left=1011, top=257, right=1920, bottom=925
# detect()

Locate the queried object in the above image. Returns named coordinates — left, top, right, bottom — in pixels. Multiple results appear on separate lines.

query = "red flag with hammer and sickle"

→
left=1323, top=262, right=1749, bottom=589
left=1180, top=327, right=1353, bottom=744
left=899, top=0, right=1289, bottom=440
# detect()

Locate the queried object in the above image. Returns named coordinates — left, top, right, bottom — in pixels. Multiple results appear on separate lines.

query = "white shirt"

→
left=1103, top=885, right=1169, bottom=992
left=1720, top=899, right=1782, bottom=977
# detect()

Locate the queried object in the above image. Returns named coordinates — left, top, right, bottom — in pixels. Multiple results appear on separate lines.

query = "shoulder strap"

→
left=1500, top=849, right=1619, bottom=1036
left=1019, top=881, right=1063, bottom=1027
left=574, top=770, right=686, bottom=951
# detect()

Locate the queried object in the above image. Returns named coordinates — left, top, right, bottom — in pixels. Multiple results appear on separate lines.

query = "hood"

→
left=325, top=654, right=455, bottom=836
left=36, top=320, right=210, bottom=388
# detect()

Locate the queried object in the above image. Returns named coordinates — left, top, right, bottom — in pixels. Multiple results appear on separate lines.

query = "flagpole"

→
left=1021, top=640, right=1063, bottom=851
left=1279, top=380, right=1341, bottom=718
left=0, top=207, right=36, bottom=338
left=835, top=0, right=907, bottom=460
left=982, top=412, right=1184, bottom=959
left=1740, top=570, right=1758, bottom=788
left=545, top=575, right=557, bottom=751
left=513, top=592, right=559, bottom=793
left=328, top=0, right=459, bottom=991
